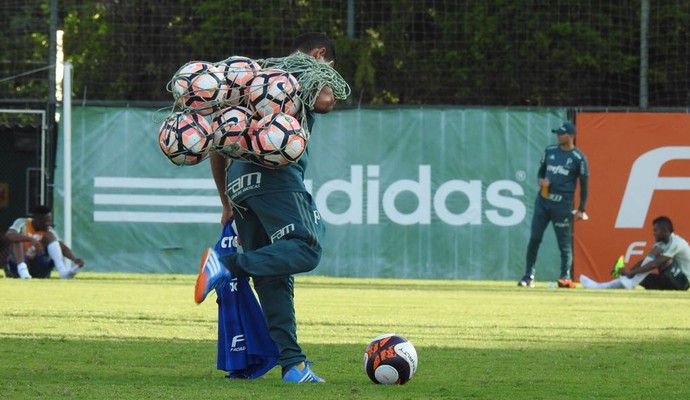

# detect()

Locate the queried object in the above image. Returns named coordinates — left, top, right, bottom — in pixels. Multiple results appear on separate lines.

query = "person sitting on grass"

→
left=4, top=205, right=85, bottom=279
left=580, top=216, right=689, bottom=290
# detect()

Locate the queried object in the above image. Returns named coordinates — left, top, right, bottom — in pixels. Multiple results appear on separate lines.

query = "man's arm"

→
left=572, top=174, right=589, bottom=220
left=4, top=229, right=43, bottom=254
left=59, top=241, right=85, bottom=267
left=578, top=174, right=589, bottom=212
left=619, top=247, right=666, bottom=277
left=537, top=152, right=549, bottom=191
left=210, top=152, right=233, bottom=225
left=623, top=255, right=671, bottom=276
left=313, top=85, right=335, bottom=113
left=573, top=153, right=589, bottom=220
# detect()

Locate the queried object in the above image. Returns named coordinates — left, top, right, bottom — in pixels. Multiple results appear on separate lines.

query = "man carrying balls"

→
left=195, top=32, right=343, bottom=383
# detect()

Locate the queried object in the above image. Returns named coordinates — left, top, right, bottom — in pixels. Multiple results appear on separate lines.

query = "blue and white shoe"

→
left=194, top=248, right=230, bottom=304
left=282, top=362, right=326, bottom=383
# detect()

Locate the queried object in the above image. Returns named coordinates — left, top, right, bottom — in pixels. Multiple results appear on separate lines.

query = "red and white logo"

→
left=574, top=113, right=690, bottom=281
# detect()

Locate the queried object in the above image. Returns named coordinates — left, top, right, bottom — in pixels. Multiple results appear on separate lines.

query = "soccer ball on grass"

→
left=363, top=333, right=418, bottom=385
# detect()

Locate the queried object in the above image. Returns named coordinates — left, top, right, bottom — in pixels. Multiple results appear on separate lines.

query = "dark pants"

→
left=5, top=254, right=54, bottom=279
left=222, top=191, right=325, bottom=370
left=640, top=261, right=690, bottom=291
left=524, top=195, right=574, bottom=279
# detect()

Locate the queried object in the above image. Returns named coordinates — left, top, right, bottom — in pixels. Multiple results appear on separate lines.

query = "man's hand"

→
left=31, top=238, right=44, bottom=254
left=73, top=258, right=85, bottom=268
left=538, top=178, right=550, bottom=197
left=220, top=206, right=234, bottom=226
left=618, top=267, right=634, bottom=278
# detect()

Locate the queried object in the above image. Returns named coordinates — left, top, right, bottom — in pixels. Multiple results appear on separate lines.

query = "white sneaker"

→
left=17, top=265, right=32, bottom=279
left=59, top=267, right=79, bottom=279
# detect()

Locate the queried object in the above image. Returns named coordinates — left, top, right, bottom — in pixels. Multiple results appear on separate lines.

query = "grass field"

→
left=1, top=273, right=689, bottom=399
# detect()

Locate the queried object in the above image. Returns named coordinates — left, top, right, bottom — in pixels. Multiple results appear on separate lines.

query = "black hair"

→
left=653, top=216, right=673, bottom=233
left=290, top=31, right=336, bottom=62
left=31, top=205, right=52, bottom=216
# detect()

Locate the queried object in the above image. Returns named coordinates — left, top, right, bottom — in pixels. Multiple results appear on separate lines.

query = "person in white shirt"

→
left=580, top=216, right=690, bottom=290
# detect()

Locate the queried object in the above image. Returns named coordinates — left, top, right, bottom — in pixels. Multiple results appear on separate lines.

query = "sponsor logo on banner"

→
left=615, top=146, right=690, bottom=228
left=305, top=165, right=526, bottom=226
left=574, top=113, right=690, bottom=282
left=93, top=166, right=528, bottom=227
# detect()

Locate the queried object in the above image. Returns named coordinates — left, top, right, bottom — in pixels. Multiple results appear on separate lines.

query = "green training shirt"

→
left=537, top=145, right=589, bottom=209
left=225, top=111, right=315, bottom=204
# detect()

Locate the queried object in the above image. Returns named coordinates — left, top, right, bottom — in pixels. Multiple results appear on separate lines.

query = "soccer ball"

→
left=158, top=111, right=213, bottom=166
left=247, top=113, right=307, bottom=168
left=215, top=56, right=261, bottom=107
left=364, top=334, right=418, bottom=385
left=171, top=61, right=228, bottom=115
left=211, top=106, right=253, bottom=159
left=247, top=69, right=301, bottom=117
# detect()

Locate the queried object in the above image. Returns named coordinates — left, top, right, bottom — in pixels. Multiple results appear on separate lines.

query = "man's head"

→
left=552, top=121, right=576, bottom=146
left=291, top=31, right=336, bottom=66
left=652, top=216, right=674, bottom=242
left=31, top=205, right=53, bottom=231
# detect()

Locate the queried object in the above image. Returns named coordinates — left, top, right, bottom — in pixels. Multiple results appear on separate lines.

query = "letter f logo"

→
left=616, top=146, right=690, bottom=228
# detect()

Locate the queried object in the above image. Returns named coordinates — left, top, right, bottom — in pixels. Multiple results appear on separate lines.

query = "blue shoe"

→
left=282, top=362, right=325, bottom=383
left=517, top=274, right=535, bottom=288
left=194, top=248, right=230, bottom=304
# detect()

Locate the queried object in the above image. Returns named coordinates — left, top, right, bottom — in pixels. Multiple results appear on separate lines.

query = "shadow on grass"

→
left=0, top=337, right=688, bottom=400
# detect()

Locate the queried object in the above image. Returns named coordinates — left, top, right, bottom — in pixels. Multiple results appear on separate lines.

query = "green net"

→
left=255, top=52, right=351, bottom=140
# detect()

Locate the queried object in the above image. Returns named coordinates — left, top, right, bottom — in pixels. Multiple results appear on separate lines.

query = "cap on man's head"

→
left=552, top=121, right=576, bottom=135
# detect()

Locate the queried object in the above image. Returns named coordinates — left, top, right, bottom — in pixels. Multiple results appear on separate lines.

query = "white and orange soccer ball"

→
left=158, top=111, right=213, bottom=166
left=364, top=334, right=418, bottom=385
left=247, top=69, right=301, bottom=117
left=211, top=106, right=253, bottom=159
left=247, top=113, right=307, bottom=168
left=215, top=56, right=261, bottom=107
left=171, top=61, right=228, bottom=115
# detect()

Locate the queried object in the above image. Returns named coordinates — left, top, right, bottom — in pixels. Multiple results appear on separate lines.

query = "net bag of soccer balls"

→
left=364, top=334, right=418, bottom=385
left=158, top=53, right=349, bottom=168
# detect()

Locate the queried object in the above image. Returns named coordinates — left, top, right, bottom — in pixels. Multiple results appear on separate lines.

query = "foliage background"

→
left=1, top=0, right=689, bottom=107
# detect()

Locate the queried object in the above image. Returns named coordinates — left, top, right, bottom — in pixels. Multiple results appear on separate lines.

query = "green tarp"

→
left=54, top=107, right=567, bottom=279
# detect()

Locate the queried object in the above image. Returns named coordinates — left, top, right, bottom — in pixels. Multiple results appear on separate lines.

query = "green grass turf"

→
left=1, top=274, right=689, bottom=399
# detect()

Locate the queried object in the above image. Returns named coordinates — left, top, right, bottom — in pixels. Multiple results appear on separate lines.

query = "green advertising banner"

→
left=55, top=107, right=567, bottom=279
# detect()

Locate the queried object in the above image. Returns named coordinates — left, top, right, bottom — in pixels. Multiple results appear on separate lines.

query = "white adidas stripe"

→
left=205, top=252, right=222, bottom=276
left=93, top=177, right=221, bottom=224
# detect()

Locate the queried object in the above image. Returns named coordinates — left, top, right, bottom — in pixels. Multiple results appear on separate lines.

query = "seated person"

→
left=4, top=205, right=85, bottom=279
left=580, top=216, right=689, bottom=290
